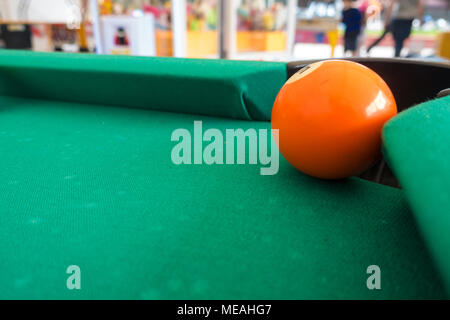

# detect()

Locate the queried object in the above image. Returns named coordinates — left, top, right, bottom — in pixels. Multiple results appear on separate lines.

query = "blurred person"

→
left=366, top=21, right=392, bottom=54
left=384, top=0, right=424, bottom=57
left=358, top=0, right=381, bottom=54
left=342, top=0, right=363, bottom=56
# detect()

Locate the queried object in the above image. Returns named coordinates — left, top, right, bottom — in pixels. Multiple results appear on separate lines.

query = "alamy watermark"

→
left=366, top=265, right=381, bottom=290
left=170, top=121, right=279, bottom=175
left=66, top=265, right=81, bottom=290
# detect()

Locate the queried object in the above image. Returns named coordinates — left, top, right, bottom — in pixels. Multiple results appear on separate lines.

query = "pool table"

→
left=0, top=50, right=449, bottom=300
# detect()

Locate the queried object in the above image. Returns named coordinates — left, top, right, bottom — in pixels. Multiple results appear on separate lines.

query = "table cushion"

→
left=383, top=95, right=450, bottom=294
left=0, top=50, right=285, bottom=121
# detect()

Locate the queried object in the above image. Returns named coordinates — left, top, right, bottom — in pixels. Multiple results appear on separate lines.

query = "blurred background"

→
left=0, top=0, right=448, bottom=61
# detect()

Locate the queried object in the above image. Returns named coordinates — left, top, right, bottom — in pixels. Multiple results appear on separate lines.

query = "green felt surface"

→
left=0, top=50, right=285, bottom=121
left=383, top=95, right=450, bottom=295
left=0, top=96, right=445, bottom=299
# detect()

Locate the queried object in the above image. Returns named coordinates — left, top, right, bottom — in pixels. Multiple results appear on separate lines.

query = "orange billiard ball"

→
left=271, top=60, right=397, bottom=180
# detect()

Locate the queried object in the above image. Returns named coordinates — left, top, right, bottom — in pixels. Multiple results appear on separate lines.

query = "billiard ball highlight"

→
left=271, top=60, right=397, bottom=180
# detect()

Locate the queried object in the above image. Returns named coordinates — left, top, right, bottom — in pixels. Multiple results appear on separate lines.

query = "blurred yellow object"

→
left=327, top=29, right=339, bottom=57
left=155, top=30, right=287, bottom=58
left=187, top=31, right=217, bottom=58
left=110, top=48, right=131, bottom=55
left=262, top=12, right=275, bottom=31
left=155, top=30, right=173, bottom=57
left=250, top=31, right=286, bottom=52
left=237, top=32, right=252, bottom=52
left=156, top=30, right=217, bottom=58
left=100, top=0, right=113, bottom=15
left=436, top=31, right=450, bottom=59
left=77, top=23, right=88, bottom=51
